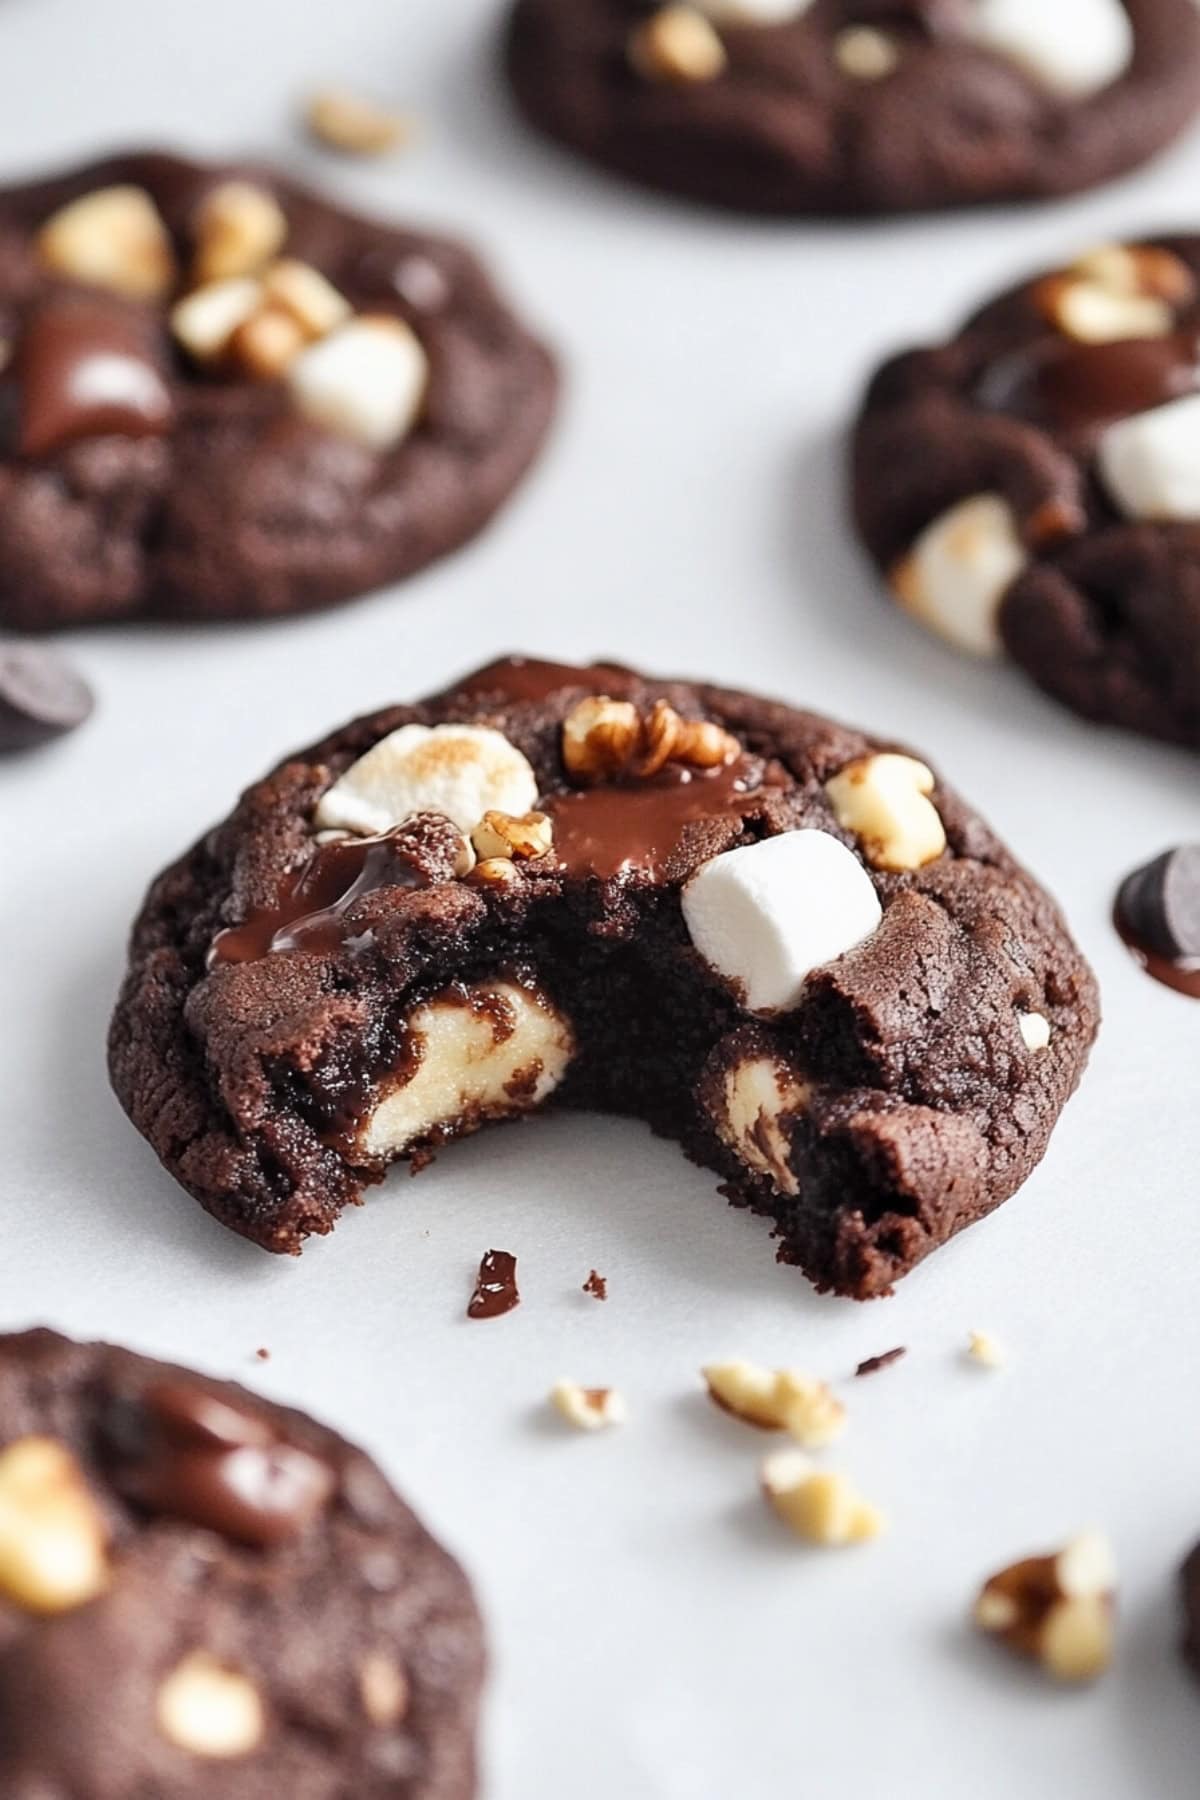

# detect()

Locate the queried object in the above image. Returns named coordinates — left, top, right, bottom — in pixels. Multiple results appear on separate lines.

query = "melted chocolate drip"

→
left=107, top=1381, right=336, bottom=1548
left=1114, top=903, right=1200, bottom=999
left=449, top=655, right=635, bottom=706
left=209, top=814, right=464, bottom=967
left=543, top=757, right=765, bottom=881
left=978, top=328, right=1200, bottom=440
left=468, top=1249, right=520, bottom=1319
left=14, top=297, right=173, bottom=458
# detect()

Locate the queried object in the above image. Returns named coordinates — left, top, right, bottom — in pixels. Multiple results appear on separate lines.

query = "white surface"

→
left=1, top=2, right=1199, bottom=1795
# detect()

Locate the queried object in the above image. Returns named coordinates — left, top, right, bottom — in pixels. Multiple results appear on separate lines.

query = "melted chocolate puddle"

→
left=978, top=327, right=1200, bottom=440
left=543, top=758, right=765, bottom=881
left=209, top=828, right=438, bottom=967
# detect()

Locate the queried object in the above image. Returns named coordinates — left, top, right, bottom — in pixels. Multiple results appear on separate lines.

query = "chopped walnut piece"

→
left=307, top=88, right=412, bottom=157
left=563, top=695, right=739, bottom=784
left=550, top=1380, right=627, bottom=1431
left=974, top=1531, right=1116, bottom=1682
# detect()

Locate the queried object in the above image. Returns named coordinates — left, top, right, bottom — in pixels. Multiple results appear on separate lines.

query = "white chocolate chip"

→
left=890, top=493, right=1027, bottom=658
left=193, top=181, right=288, bottom=284
left=170, top=276, right=263, bottom=364
left=315, top=723, right=539, bottom=838
left=628, top=6, right=728, bottom=83
left=834, top=27, right=900, bottom=80
left=359, top=981, right=574, bottom=1161
left=288, top=316, right=429, bottom=451
left=1098, top=393, right=1200, bottom=522
left=974, top=1531, right=1116, bottom=1682
left=971, top=0, right=1133, bottom=97
left=703, top=1361, right=845, bottom=1447
left=713, top=1054, right=809, bottom=1194
left=550, top=1381, right=627, bottom=1431
left=1018, top=1011, right=1051, bottom=1052
left=825, top=753, right=947, bottom=874
left=156, top=1652, right=265, bottom=1758
left=682, top=830, right=883, bottom=1015
left=966, top=1329, right=1006, bottom=1369
left=761, top=1451, right=886, bottom=1546
left=0, top=1436, right=109, bottom=1615
left=37, top=185, right=176, bottom=301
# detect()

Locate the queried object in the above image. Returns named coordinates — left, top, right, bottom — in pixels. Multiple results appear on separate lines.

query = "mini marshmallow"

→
left=314, top=723, right=540, bottom=838
left=891, top=493, right=1026, bottom=659
left=682, top=830, right=882, bottom=1015
left=288, top=316, right=428, bottom=451
left=695, top=0, right=814, bottom=21
left=971, top=0, right=1133, bottom=99
left=1097, top=393, right=1200, bottom=521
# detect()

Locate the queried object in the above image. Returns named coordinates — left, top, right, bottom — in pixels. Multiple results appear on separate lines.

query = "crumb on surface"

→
left=582, top=1269, right=608, bottom=1301
left=855, top=1347, right=906, bottom=1378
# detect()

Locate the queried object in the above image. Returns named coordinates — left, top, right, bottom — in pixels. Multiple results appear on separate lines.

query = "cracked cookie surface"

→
left=853, top=235, right=1200, bottom=747
left=109, top=655, right=1098, bottom=1298
left=0, top=151, right=556, bottom=628
left=504, top=0, right=1200, bottom=216
left=0, top=1327, right=483, bottom=1799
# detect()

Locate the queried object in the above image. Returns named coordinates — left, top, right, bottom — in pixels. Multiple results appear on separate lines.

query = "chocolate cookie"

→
left=109, top=656, right=1098, bottom=1299
left=503, top=0, right=1200, bottom=216
left=0, top=1327, right=483, bottom=1796
left=852, top=237, right=1200, bottom=748
left=0, top=152, right=556, bottom=629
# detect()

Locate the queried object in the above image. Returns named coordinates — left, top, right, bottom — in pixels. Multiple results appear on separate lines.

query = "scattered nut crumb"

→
left=761, top=1451, right=886, bottom=1546
left=974, top=1531, right=1116, bottom=1682
left=583, top=1269, right=608, bottom=1301
left=470, top=809, right=554, bottom=862
left=255, top=1348, right=270, bottom=1362
left=966, top=1330, right=1005, bottom=1369
left=550, top=1380, right=627, bottom=1431
left=855, top=1347, right=907, bottom=1378
left=306, top=88, right=412, bottom=157
left=703, top=1360, right=845, bottom=1449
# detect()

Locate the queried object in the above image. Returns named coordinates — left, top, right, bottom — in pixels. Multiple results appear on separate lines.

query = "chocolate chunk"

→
left=1117, top=846, right=1200, bottom=961
left=467, top=1250, right=520, bottom=1319
left=15, top=296, right=172, bottom=458
left=107, top=1379, right=336, bottom=1547
left=0, top=640, right=93, bottom=751
left=855, top=1346, right=907, bottom=1377
left=1183, top=1541, right=1200, bottom=1673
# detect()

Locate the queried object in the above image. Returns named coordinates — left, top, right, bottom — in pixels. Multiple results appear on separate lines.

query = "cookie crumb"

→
left=254, top=1348, right=270, bottom=1362
left=855, top=1346, right=906, bottom=1378
left=467, top=1250, right=520, bottom=1320
left=966, top=1330, right=1005, bottom=1369
left=582, top=1269, right=607, bottom=1301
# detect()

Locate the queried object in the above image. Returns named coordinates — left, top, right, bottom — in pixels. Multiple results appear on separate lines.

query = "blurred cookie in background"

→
left=0, top=151, right=557, bottom=629
left=504, top=0, right=1200, bottom=215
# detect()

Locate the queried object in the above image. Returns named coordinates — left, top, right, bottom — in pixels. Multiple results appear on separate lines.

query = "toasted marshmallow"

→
left=1097, top=393, right=1200, bottom=521
left=971, top=0, right=1133, bottom=98
left=315, top=724, right=540, bottom=838
left=682, top=830, right=882, bottom=1015
left=713, top=1054, right=810, bottom=1194
left=891, top=493, right=1026, bottom=658
left=288, top=316, right=428, bottom=451
left=360, top=982, right=574, bottom=1160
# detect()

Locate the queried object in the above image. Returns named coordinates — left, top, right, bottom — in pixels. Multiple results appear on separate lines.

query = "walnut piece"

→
left=37, top=185, right=176, bottom=301
left=470, top=809, right=554, bottom=862
left=307, top=88, right=412, bottom=157
left=703, top=1360, right=845, bottom=1448
left=628, top=6, right=728, bottom=83
left=974, top=1531, right=1116, bottom=1682
left=156, top=1651, right=265, bottom=1758
left=193, top=180, right=288, bottom=285
left=1034, top=244, right=1195, bottom=346
left=0, top=1436, right=109, bottom=1614
left=761, top=1451, right=886, bottom=1546
left=825, top=752, right=946, bottom=873
left=562, top=695, right=739, bottom=784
